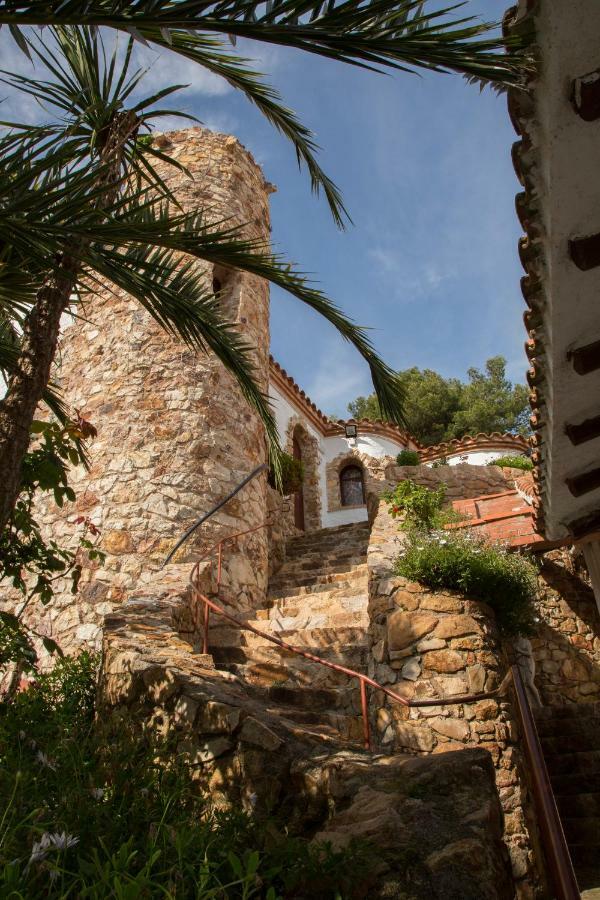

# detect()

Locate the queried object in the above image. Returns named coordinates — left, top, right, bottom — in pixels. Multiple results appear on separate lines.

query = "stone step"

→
left=276, top=556, right=366, bottom=576
left=267, top=705, right=365, bottom=743
left=541, top=733, right=600, bottom=755
left=536, top=715, right=600, bottom=739
left=535, top=702, right=600, bottom=721
left=284, top=537, right=369, bottom=559
left=561, top=816, right=600, bottom=845
left=268, top=571, right=368, bottom=600
left=208, top=622, right=368, bottom=650
left=577, top=866, right=600, bottom=895
left=551, top=773, right=600, bottom=796
left=557, top=793, right=600, bottom=819
left=570, top=845, right=600, bottom=870
left=268, top=590, right=368, bottom=615
left=265, top=683, right=343, bottom=710
left=213, top=644, right=368, bottom=690
left=269, top=565, right=368, bottom=592
left=544, top=750, right=600, bottom=775
left=284, top=542, right=367, bottom=560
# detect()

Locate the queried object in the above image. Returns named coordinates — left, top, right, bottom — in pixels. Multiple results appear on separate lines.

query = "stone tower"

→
left=29, top=128, right=274, bottom=655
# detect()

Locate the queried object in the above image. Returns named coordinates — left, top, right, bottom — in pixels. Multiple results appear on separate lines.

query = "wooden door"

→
left=292, top=434, right=305, bottom=531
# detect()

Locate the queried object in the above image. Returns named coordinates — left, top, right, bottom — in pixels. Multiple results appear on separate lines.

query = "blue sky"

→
left=0, top=1, right=524, bottom=418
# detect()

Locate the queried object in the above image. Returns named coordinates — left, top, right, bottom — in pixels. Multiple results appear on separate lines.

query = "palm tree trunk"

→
left=0, top=110, right=139, bottom=535
left=0, top=268, right=77, bottom=533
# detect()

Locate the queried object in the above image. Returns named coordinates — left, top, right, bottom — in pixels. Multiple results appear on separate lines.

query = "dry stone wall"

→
left=99, top=568, right=515, bottom=900
left=3, top=128, right=273, bottom=661
left=382, top=463, right=510, bottom=500
left=532, top=548, right=600, bottom=704
left=366, top=499, right=539, bottom=896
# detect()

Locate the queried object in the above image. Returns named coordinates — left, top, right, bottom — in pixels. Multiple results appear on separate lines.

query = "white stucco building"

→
left=269, top=356, right=530, bottom=529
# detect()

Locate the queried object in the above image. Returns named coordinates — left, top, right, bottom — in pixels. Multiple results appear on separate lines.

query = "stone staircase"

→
left=535, top=703, right=600, bottom=898
left=208, top=521, right=371, bottom=744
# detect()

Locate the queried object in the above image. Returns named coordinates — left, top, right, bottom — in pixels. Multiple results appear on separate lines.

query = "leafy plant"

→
left=0, top=417, right=104, bottom=682
left=395, top=529, right=537, bottom=634
left=384, top=479, right=460, bottom=532
left=348, top=356, right=531, bottom=445
left=269, top=452, right=304, bottom=496
left=0, top=24, right=410, bottom=534
left=0, top=655, right=373, bottom=898
left=489, top=455, right=533, bottom=471
left=396, top=449, right=420, bottom=466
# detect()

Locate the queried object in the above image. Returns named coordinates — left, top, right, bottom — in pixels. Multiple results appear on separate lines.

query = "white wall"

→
left=269, top=384, right=407, bottom=528
left=429, top=449, right=517, bottom=468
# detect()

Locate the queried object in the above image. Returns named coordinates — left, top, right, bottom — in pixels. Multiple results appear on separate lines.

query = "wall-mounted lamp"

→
left=344, top=423, right=358, bottom=439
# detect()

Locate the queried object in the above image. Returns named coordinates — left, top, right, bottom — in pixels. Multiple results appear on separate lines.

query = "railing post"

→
left=203, top=599, right=210, bottom=655
left=217, top=542, right=223, bottom=589
left=360, top=677, right=372, bottom=751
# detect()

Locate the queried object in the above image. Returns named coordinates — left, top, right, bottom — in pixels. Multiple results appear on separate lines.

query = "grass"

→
left=0, top=654, right=371, bottom=898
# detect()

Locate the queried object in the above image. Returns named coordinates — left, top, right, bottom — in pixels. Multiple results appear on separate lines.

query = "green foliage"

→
left=489, top=455, right=533, bottom=471
left=0, top=418, right=104, bottom=673
left=396, top=449, right=420, bottom=466
left=269, top=452, right=304, bottom=496
left=348, top=357, right=530, bottom=446
left=0, top=655, right=372, bottom=898
left=384, top=480, right=456, bottom=532
left=447, top=357, right=530, bottom=440
left=395, top=529, right=537, bottom=635
left=0, top=418, right=104, bottom=604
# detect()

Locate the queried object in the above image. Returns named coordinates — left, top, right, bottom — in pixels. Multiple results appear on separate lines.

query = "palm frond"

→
left=83, top=244, right=282, bottom=454
left=0, top=1, right=533, bottom=87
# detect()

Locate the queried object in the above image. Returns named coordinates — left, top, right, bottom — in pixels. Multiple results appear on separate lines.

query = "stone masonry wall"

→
left=532, top=548, right=600, bottom=704
left=4, top=128, right=273, bottom=662
left=98, top=569, right=515, bottom=900
left=366, top=498, right=540, bottom=896
left=382, top=463, right=510, bottom=500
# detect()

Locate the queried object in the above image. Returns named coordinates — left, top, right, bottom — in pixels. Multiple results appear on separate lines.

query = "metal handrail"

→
left=188, top=517, right=507, bottom=752
left=162, top=463, right=269, bottom=568
left=510, top=665, right=580, bottom=900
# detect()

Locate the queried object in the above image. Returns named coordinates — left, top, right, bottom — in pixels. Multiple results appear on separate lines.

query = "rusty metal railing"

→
left=173, top=468, right=580, bottom=896
left=510, top=665, right=580, bottom=900
left=188, top=513, right=504, bottom=752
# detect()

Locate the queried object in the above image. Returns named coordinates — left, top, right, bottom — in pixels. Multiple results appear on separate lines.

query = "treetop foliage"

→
left=347, top=356, right=530, bottom=446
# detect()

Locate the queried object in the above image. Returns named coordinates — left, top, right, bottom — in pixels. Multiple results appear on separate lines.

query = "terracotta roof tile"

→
left=449, top=488, right=561, bottom=551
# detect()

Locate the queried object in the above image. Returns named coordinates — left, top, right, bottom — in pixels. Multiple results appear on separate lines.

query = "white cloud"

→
left=305, top=340, right=372, bottom=417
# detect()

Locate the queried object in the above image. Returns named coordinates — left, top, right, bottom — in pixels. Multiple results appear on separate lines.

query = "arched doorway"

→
left=339, top=464, right=365, bottom=506
left=293, top=432, right=305, bottom=530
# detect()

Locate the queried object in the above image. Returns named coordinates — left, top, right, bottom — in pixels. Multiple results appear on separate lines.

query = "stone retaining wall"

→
left=382, top=463, right=510, bottom=500
left=366, top=498, right=540, bottom=896
left=532, top=548, right=600, bottom=704
left=98, top=568, right=514, bottom=899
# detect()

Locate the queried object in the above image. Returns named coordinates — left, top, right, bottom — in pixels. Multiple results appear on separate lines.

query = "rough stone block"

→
left=387, top=612, right=437, bottom=651
left=423, top=650, right=464, bottom=674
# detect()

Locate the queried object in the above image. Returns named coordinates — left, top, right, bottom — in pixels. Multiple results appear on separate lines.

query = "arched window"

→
left=340, top=464, right=365, bottom=506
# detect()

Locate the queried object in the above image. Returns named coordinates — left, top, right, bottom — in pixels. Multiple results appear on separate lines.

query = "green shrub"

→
left=396, top=449, right=420, bottom=466
left=0, top=655, right=371, bottom=898
left=395, top=529, right=537, bottom=634
left=488, top=455, right=533, bottom=471
left=430, top=456, right=449, bottom=468
left=383, top=480, right=463, bottom=532
left=268, top=451, right=304, bottom=495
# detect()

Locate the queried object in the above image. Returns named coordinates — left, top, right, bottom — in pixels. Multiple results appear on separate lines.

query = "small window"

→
left=340, top=464, right=365, bottom=506
left=213, top=276, right=222, bottom=295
